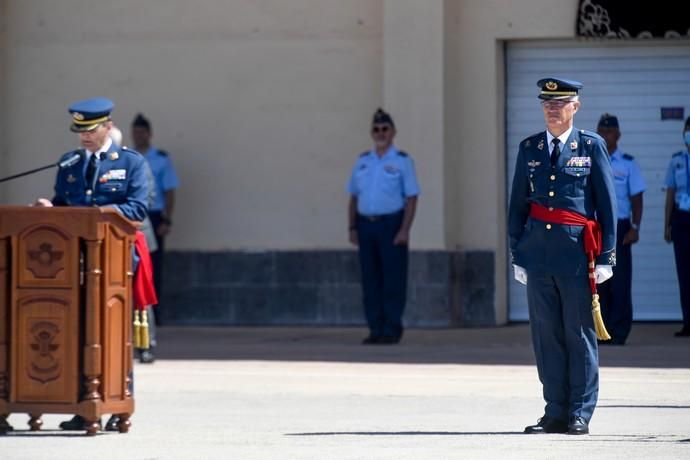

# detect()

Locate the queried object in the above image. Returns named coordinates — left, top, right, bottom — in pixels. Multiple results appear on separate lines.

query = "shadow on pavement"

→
left=153, top=323, right=690, bottom=368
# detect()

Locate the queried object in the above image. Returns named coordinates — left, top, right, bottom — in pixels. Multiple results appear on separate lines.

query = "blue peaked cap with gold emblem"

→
left=537, top=77, right=583, bottom=101
left=68, top=97, right=114, bottom=132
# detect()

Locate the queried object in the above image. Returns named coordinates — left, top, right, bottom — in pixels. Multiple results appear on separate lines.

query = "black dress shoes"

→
left=524, top=416, right=568, bottom=434
left=139, top=348, right=156, bottom=364
left=362, top=335, right=381, bottom=345
left=674, top=326, right=690, bottom=337
left=105, top=415, right=120, bottom=432
left=568, top=416, right=589, bottom=435
left=59, top=415, right=101, bottom=431
left=0, top=418, right=13, bottom=433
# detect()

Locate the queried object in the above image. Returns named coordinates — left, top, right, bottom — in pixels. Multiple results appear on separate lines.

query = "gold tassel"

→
left=140, top=309, right=150, bottom=350
left=591, top=294, right=611, bottom=341
left=133, top=310, right=142, bottom=349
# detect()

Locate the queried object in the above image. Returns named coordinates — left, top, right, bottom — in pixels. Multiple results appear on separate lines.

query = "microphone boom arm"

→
left=0, top=163, right=58, bottom=184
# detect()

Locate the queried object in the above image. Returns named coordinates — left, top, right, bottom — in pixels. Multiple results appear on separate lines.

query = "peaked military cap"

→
left=537, top=77, right=583, bottom=100
left=68, top=97, right=114, bottom=132
left=598, top=113, right=619, bottom=129
left=372, top=108, right=395, bottom=128
left=132, top=113, right=151, bottom=130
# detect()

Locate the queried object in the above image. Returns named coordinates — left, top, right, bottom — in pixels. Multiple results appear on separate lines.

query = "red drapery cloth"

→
left=133, top=231, right=158, bottom=310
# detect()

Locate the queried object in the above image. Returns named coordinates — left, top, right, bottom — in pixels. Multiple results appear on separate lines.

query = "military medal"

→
left=110, top=152, right=119, bottom=160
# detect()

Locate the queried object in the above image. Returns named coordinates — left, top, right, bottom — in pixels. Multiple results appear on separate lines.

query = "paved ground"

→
left=2, top=323, right=689, bottom=459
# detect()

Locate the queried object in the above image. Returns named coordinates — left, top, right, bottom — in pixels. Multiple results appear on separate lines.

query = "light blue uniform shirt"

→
left=665, top=150, right=690, bottom=211
left=610, top=149, right=646, bottom=219
left=347, top=146, right=420, bottom=216
left=144, top=147, right=180, bottom=212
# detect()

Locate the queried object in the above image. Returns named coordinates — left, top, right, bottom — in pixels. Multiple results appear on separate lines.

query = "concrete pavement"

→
left=2, top=323, right=689, bottom=459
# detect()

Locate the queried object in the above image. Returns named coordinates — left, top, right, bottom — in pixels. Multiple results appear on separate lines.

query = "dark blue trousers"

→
left=671, top=210, right=690, bottom=328
left=527, top=273, right=599, bottom=423
left=599, top=220, right=633, bottom=344
left=356, top=211, right=407, bottom=339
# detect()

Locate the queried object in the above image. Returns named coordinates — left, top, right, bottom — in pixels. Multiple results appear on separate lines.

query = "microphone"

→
left=57, top=151, right=84, bottom=169
left=0, top=150, right=84, bottom=184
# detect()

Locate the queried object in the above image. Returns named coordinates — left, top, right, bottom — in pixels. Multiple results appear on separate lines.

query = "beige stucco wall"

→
left=0, top=1, right=7, bottom=204
left=0, top=0, right=388, bottom=250
left=383, top=0, right=445, bottom=248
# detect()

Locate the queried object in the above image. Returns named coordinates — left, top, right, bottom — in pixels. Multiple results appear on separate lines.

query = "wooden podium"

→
left=0, top=206, right=136, bottom=435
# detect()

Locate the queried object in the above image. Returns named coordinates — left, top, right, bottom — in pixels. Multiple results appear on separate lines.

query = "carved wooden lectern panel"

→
left=17, top=226, right=77, bottom=289
left=13, top=295, right=78, bottom=403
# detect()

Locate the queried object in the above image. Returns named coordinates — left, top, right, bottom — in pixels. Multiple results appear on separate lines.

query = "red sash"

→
left=529, top=203, right=602, bottom=295
left=133, top=231, right=158, bottom=310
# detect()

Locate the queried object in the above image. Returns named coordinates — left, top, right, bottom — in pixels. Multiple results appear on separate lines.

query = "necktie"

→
left=85, top=153, right=99, bottom=189
left=551, top=139, right=561, bottom=167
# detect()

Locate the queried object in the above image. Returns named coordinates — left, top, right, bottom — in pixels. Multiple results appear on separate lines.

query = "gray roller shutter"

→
left=506, top=40, right=690, bottom=321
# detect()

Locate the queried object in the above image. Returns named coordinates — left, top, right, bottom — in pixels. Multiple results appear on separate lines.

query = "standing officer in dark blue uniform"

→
left=508, top=78, right=617, bottom=435
left=34, top=97, right=149, bottom=432
left=347, top=108, right=420, bottom=345
left=664, top=116, right=690, bottom=337
left=36, top=98, right=149, bottom=222
left=596, top=114, right=645, bottom=345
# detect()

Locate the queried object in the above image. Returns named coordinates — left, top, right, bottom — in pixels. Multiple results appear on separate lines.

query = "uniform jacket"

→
left=508, top=128, right=617, bottom=275
left=53, top=144, right=148, bottom=222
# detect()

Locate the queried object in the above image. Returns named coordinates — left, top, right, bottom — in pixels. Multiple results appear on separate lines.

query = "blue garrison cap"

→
left=68, top=97, right=114, bottom=132
left=372, top=108, right=395, bottom=128
left=598, top=113, right=619, bottom=129
left=537, top=78, right=583, bottom=100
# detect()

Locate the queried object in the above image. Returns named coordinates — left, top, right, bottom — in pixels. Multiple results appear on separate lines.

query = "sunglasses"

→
left=372, top=125, right=391, bottom=134
left=541, top=100, right=574, bottom=109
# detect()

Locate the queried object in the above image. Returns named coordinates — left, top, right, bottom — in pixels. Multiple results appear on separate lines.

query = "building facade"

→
left=1, top=0, right=688, bottom=326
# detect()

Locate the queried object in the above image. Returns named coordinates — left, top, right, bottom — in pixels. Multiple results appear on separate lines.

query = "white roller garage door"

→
left=506, top=40, right=690, bottom=321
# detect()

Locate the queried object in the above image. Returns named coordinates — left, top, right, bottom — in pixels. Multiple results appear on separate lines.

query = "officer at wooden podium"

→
left=508, top=78, right=617, bottom=435
left=33, top=97, right=149, bottom=432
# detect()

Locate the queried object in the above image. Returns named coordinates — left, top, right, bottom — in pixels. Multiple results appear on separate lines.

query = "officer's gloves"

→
left=514, top=264, right=613, bottom=285
left=594, top=265, right=613, bottom=284
left=513, top=265, right=528, bottom=285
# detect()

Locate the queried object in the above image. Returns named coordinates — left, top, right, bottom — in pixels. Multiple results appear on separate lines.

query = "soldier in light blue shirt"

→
left=596, top=114, right=645, bottom=345
left=663, top=116, right=690, bottom=337
left=347, top=108, right=420, bottom=345
left=131, top=113, right=180, bottom=363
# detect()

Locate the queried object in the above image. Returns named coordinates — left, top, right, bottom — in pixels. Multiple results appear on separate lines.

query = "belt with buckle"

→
left=358, top=211, right=403, bottom=222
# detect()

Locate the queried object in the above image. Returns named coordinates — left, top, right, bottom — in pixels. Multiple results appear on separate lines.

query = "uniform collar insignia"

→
left=67, top=174, right=76, bottom=183
left=109, top=151, right=119, bottom=160
left=537, top=139, right=544, bottom=150
left=570, top=139, right=578, bottom=150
